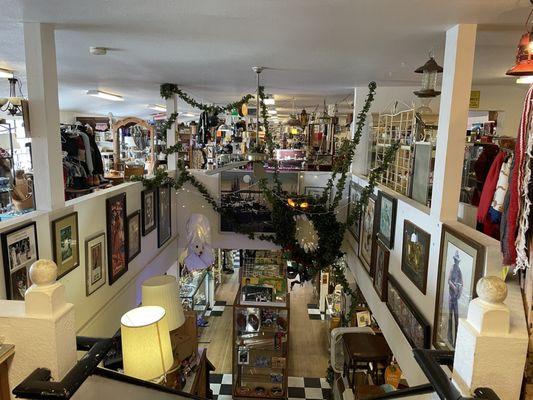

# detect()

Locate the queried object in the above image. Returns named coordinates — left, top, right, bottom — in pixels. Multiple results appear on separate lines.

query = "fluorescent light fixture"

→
left=147, top=104, right=166, bottom=112
left=268, top=109, right=277, bottom=115
left=263, top=95, right=275, bottom=106
left=0, top=68, right=13, bottom=79
left=182, top=112, right=197, bottom=118
left=86, top=89, right=124, bottom=102
left=516, top=76, right=533, bottom=84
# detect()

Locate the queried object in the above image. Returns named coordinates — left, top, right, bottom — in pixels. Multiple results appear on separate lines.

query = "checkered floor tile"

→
left=210, top=373, right=331, bottom=399
left=307, top=304, right=328, bottom=320
left=210, top=300, right=226, bottom=317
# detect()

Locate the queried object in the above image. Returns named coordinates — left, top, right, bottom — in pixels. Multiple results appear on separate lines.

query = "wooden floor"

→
left=199, top=270, right=330, bottom=378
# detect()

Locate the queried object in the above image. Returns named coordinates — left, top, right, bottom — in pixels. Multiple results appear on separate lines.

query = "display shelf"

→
left=179, top=269, right=210, bottom=319
left=233, top=290, right=290, bottom=399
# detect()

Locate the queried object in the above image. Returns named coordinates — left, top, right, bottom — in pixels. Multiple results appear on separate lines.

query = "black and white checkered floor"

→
left=205, top=300, right=227, bottom=317
left=210, top=373, right=332, bottom=400
left=307, top=304, right=328, bottom=320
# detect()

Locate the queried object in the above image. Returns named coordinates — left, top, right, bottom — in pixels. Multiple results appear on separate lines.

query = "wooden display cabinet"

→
left=232, top=290, right=290, bottom=399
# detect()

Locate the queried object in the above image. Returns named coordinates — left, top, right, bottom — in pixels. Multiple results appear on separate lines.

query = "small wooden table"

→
left=343, top=333, right=392, bottom=390
left=0, top=344, right=15, bottom=400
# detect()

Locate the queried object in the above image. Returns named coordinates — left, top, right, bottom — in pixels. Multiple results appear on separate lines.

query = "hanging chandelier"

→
left=0, top=78, right=25, bottom=116
left=507, top=6, right=533, bottom=82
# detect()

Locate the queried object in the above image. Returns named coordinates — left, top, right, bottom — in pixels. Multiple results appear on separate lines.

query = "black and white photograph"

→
left=141, top=188, right=156, bottom=236
left=157, top=184, right=172, bottom=247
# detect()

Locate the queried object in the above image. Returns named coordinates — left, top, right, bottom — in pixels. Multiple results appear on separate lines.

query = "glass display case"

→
left=233, top=292, right=290, bottom=399
left=179, top=269, right=210, bottom=318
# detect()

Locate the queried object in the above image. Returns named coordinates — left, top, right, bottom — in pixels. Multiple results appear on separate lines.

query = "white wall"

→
left=0, top=182, right=179, bottom=336
left=343, top=174, right=503, bottom=385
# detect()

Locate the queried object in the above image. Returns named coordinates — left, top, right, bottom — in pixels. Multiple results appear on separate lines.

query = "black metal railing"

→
left=12, top=336, right=203, bottom=400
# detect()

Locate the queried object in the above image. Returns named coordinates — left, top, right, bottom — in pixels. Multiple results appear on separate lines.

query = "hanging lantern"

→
left=413, top=56, right=443, bottom=98
left=507, top=31, right=533, bottom=78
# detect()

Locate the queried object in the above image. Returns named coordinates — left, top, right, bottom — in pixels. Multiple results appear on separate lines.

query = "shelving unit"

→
left=233, top=249, right=290, bottom=399
left=179, top=269, right=211, bottom=319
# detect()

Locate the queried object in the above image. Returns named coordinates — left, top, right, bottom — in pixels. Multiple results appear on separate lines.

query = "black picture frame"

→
left=401, top=220, right=431, bottom=294
left=433, top=223, right=485, bottom=351
left=386, top=274, right=431, bottom=349
left=85, top=232, right=107, bottom=296
left=51, top=211, right=80, bottom=279
left=358, top=192, right=377, bottom=275
left=127, top=210, right=141, bottom=262
left=106, top=193, right=128, bottom=285
left=376, top=191, right=397, bottom=249
left=141, top=188, right=156, bottom=236
left=347, top=181, right=363, bottom=242
left=372, top=239, right=389, bottom=302
left=157, top=184, right=172, bottom=248
left=1, top=221, right=39, bottom=300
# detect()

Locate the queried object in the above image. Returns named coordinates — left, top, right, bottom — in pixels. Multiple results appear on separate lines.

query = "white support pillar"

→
left=23, top=23, right=64, bottom=211
left=431, top=24, right=477, bottom=221
left=166, top=95, right=178, bottom=171
left=351, top=86, right=370, bottom=176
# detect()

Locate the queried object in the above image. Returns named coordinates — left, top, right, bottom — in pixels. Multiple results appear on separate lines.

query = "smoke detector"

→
left=89, top=47, right=108, bottom=56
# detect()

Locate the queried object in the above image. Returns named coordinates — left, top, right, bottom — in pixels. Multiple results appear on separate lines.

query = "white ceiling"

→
left=0, top=0, right=530, bottom=119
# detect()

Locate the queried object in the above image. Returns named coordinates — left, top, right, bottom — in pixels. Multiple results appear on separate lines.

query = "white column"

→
left=166, top=95, right=178, bottom=171
left=23, top=23, right=64, bottom=211
left=351, top=86, right=370, bottom=176
left=452, top=276, right=528, bottom=400
left=431, top=24, right=477, bottom=221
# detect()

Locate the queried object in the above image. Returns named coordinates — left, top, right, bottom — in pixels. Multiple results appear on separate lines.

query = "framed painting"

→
left=347, top=181, right=363, bottom=242
left=373, top=239, right=389, bottom=302
left=1, top=221, right=39, bottom=300
left=51, top=212, right=80, bottom=279
left=401, top=220, right=431, bottom=294
left=157, top=184, right=172, bottom=247
left=376, top=191, right=397, bottom=249
left=85, top=233, right=106, bottom=296
left=358, top=193, right=377, bottom=274
left=386, top=274, right=431, bottom=349
left=433, top=224, right=485, bottom=351
left=106, top=193, right=128, bottom=285
left=141, top=188, right=156, bottom=236
left=127, top=210, right=141, bottom=262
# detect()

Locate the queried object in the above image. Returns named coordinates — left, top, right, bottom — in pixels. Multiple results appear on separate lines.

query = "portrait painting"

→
left=433, top=224, right=484, bottom=351
left=1, top=221, right=38, bottom=300
left=401, top=220, right=431, bottom=294
left=51, top=212, right=79, bottom=278
left=106, top=193, right=128, bottom=285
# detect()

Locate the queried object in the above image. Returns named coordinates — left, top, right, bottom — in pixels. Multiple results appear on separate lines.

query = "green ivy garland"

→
left=136, top=81, right=399, bottom=325
left=160, top=83, right=253, bottom=115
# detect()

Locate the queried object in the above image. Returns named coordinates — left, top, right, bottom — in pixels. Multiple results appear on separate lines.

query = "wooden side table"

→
left=0, top=344, right=14, bottom=400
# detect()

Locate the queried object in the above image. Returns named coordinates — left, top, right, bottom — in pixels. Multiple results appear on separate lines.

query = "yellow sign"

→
left=470, top=91, right=480, bottom=109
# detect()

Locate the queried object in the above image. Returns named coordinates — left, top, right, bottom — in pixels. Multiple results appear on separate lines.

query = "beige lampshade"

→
left=142, top=275, right=185, bottom=331
left=120, top=306, right=174, bottom=381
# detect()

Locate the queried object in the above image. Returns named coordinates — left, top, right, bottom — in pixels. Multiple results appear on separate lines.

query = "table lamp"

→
left=142, top=275, right=185, bottom=331
left=120, top=306, right=173, bottom=381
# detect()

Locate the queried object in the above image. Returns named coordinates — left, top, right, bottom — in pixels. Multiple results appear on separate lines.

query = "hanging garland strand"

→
left=322, top=82, right=377, bottom=210
left=160, top=83, right=254, bottom=115
left=258, top=85, right=274, bottom=159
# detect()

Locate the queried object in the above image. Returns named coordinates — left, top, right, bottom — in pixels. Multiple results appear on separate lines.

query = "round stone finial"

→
left=29, top=259, right=58, bottom=286
left=476, top=276, right=507, bottom=304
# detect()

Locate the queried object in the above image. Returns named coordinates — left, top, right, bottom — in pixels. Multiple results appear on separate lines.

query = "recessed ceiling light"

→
left=86, top=89, right=123, bottom=102
left=89, top=47, right=108, bottom=56
left=147, top=104, right=166, bottom=112
left=516, top=76, right=533, bottom=84
left=0, top=68, right=13, bottom=79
